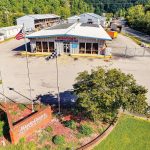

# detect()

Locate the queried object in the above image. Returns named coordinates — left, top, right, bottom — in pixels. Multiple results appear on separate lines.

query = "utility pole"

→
left=23, top=24, right=34, bottom=112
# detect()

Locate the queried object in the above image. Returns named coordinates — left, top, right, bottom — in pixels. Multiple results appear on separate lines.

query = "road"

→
left=122, top=26, right=150, bottom=44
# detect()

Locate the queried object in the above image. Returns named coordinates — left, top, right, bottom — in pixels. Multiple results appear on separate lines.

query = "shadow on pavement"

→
left=37, top=90, right=77, bottom=108
left=12, top=42, right=31, bottom=52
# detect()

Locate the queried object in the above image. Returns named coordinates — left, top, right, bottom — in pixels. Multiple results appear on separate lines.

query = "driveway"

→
left=0, top=37, right=150, bottom=105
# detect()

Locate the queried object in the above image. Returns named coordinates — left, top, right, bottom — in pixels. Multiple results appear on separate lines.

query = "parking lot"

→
left=0, top=34, right=150, bottom=105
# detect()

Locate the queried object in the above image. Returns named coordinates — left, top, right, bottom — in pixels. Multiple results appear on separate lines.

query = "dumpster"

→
left=107, top=31, right=118, bottom=39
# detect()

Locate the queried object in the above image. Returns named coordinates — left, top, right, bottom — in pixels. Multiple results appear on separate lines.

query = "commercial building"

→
left=67, top=15, right=81, bottom=24
left=0, top=25, right=22, bottom=39
left=26, top=23, right=111, bottom=56
left=67, top=13, right=107, bottom=27
left=17, top=14, right=60, bottom=31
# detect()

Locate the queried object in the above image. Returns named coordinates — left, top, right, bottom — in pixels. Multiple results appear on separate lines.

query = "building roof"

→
left=80, top=13, right=106, bottom=21
left=26, top=23, right=111, bottom=40
left=0, top=25, right=22, bottom=31
left=67, top=15, right=80, bottom=20
left=17, top=14, right=60, bottom=20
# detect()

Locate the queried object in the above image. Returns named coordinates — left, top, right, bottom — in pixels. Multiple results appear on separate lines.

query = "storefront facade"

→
left=27, top=23, right=111, bottom=55
left=30, top=36, right=106, bottom=55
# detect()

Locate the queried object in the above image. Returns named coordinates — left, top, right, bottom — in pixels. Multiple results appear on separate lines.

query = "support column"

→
left=41, top=41, right=43, bottom=53
left=48, top=42, right=50, bottom=52
left=91, top=43, right=93, bottom=54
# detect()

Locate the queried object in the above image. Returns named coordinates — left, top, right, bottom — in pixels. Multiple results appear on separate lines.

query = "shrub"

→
left=45, top=126, right=53, bottom=133
left=63, top=120, right=76, bottom=130
left=52, top=135, right=65, bottom=145
left=43, top=144, right=51, bottom=150
left=0, top=121, right=4, bottom=137
left=18, top=104, right=26, bottom=111
left=79, top=124, right=93, bottom=136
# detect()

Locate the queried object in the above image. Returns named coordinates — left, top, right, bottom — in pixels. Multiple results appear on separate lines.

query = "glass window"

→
left=36, top=42, right=42, bottom=52
left=42, top=42, right=48, bottom=52
left=92, top=43, right=98, bottom=54
left=49, top=42, right=54, bottom=52
left=79, top=43, right=85, bottom=54
left=86, top=43, right=92, bottom=54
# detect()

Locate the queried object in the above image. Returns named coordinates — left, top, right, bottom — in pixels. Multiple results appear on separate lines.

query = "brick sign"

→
left=9, top=106, right=52, bottom=144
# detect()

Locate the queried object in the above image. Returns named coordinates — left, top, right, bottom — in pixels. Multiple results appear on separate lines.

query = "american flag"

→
left=15, top=29, right=24, bottom=40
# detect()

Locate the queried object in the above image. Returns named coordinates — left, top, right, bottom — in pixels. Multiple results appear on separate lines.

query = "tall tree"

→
left=73, top=68, right=148, bottom=122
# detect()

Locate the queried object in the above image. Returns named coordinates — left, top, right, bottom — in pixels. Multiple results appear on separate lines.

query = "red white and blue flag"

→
left=15, top=29, right=24, bottom=40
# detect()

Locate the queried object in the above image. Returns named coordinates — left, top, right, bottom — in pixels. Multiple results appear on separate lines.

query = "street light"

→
left=8, top=87, right=35, bottom=112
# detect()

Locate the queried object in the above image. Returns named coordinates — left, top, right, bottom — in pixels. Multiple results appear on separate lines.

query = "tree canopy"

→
left=126, top=3, right=150, bottom=34
left=0, top=0, right=93, bottom=27
left=73, top=67, right=148, bottom=122
left=85, top=0, right=148, bottom=14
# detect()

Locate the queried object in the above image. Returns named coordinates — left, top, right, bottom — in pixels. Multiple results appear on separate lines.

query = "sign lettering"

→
left=55, top=37, right=78, bottom=42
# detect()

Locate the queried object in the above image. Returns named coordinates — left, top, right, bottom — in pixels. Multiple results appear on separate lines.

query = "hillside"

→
left=85, top=0, right=148, bottom=14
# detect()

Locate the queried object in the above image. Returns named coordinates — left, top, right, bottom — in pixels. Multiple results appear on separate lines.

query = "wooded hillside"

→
left=0, top=0, right=93, bottom=27
left=85, top=0, right=148, bottom=14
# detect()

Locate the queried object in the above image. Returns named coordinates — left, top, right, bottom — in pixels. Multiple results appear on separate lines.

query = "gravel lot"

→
left=0, top=35, right=150, bottom=105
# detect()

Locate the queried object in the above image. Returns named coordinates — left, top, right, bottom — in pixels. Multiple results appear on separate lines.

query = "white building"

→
left=80, top=13, right=106, bottom=27
left=0, top=25, right=22, bottom=39
left=26, top=23, right=111, bottom=55
left=67, top=13, right=107, bottom=27
left=17, top=14, right=60, bottom=31
left=67, top=15, right=81, bottom=24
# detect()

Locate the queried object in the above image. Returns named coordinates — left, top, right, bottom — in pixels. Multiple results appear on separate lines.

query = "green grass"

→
left=94, top=115, right=150, bottom=150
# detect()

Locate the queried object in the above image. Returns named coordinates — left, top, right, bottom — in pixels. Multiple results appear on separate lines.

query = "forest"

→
left=125, top=3, right=150, bottom=34
left=0, top=0, right=93, bottom=27
left=85, top=0, right=148, bottom=14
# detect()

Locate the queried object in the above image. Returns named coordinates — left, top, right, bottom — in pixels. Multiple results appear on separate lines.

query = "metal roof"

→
left=80, top=13, right=106, bottom=21
left=47, top=23, right=74, bottom=30
left=17, top=14, right=60, bottom=20
left=67, top=15, right=81, bottom=20
left=26, top=23, right=111, bottom=41
left=0, top=25, right=22, bottom=31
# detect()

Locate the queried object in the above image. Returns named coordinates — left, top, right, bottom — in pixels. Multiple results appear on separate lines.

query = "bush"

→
left=0, top=121, right=4, bottom=137
left=45, top=126, right=53, bottom=133
left=52, top=135, right=65, bottom=145
left=63, top=120, right=76, bottom=130
left=18, top=104, right=26, bottom=111
left=79, top=124, right=93, bottom=136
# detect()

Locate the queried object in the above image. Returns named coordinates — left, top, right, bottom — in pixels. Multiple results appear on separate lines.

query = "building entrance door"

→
left=63, top=42, right=70, bottom=53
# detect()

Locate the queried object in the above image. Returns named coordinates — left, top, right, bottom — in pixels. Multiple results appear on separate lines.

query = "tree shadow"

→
left=37, top=90, right=77, bottom=109
left=12, top=42, right=31, bottom=52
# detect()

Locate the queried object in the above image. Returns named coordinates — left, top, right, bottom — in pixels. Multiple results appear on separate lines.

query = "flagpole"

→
left=55, top=51, right=61, bottom=114
left=23, top=24, right=34, bottom=112
left=0, top=71, right=6, bottom=103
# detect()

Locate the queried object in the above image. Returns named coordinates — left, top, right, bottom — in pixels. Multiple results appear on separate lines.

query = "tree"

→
left=73, top=67, right=148, bottom=122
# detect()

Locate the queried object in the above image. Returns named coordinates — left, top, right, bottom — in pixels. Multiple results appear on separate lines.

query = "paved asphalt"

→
left=122, top=26, right=150, bottom=44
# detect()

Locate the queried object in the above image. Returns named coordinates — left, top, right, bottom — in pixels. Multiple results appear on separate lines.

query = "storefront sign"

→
left=72, top=43, right=78, bottom=48
left=9, top=106, right=52, bottom=144
left=55, top=37, right=78, bottom=42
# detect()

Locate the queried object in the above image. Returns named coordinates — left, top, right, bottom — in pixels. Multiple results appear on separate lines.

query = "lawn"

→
left=94, top=115, right=150, bottom=150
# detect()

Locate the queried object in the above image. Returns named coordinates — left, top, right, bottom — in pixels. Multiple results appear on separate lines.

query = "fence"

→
left=111, top=46, right=150, bottom=57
